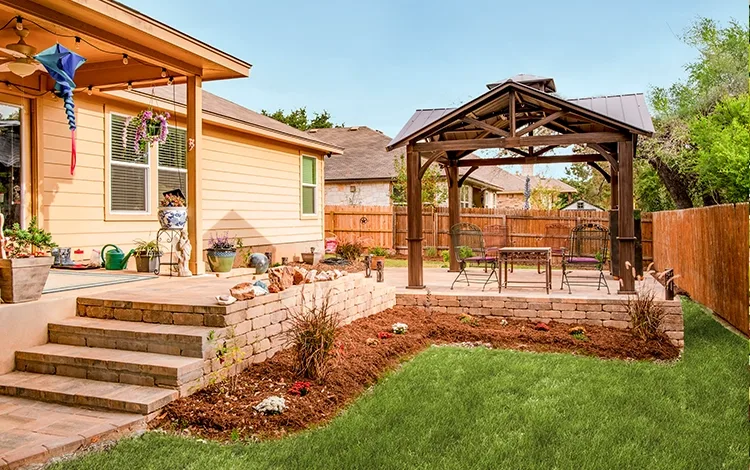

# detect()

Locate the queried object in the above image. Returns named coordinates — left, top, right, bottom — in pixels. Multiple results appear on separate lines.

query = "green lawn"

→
left=54, top=300, right=748, bottom=470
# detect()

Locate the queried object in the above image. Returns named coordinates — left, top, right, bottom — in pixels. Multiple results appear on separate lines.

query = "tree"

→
left=390, top=155, right=447, bottom=206
left=530, top=184, right=561, bottom=210
left=560, top=163, right=610, bottom=209
left=260, top=107, right=342, bottom=131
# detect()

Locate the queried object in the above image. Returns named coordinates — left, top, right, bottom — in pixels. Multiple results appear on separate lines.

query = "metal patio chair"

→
left=561, top=223, right=610, bottom=294
left=483, top=224, right=509, bottom=258
left=449, top=223, right=498, bottom=291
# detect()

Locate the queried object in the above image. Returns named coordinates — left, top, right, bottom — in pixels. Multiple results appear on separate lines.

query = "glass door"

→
left=0, top=102, right=22, bottom=228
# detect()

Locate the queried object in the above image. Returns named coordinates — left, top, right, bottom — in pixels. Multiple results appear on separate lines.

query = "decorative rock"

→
left=534, top=322, right=550, bottom=331
left=229, top=283, right=255, bottom=301
left=216, top=294, right=237, bottom=305
left=253, top=280, right=269, bottom=295
left=268, top=266, right=294, bottom=291
left=293, top=267, right=308, bottom=285
left=365, top=337, right=380, bottom=346
left=304, top=269, right=317, bottom=283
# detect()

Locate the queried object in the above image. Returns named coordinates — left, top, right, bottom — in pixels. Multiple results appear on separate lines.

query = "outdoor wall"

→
left=325, top=181, right=392, bottom=206
left=38, top=93, right=326, bottom=266
left=496, top=193, right=525, bottom=210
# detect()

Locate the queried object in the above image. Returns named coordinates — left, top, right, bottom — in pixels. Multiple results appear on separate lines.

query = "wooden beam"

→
left=445, top=162, right=460, bottom=272
left=187, top=75, right=204, bottom=275
left=73, top=60, right=177, bottom=89
left=461, top=116, right=509, bottom=137
left=617, top=136, right=636, bottom=293
left=610, top=162, right=619, bottom=209
left=531, top=145, right=558, bottom=156
left=412, top=132, right=629, bottom=152
left=455, top=154, right=605, bottom=167
left=509, top=90, right=517, bottom=137
left=406, top=146, right=424, bottom=289
left=419, top=151, right=444, bottom=179
left=587, top=161, right=611, bottom=183
left=588, top=143, right=618, bottom=166
left=458, top=166, right=479, bottom=187
left=516, top=111, right=566, bottom=137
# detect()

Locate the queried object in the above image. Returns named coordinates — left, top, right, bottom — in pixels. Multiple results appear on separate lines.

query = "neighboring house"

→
left=0, top=3, right=342, bottom=273
left=311, top=126, right=503, bottom=208
left=562, top=200, right=605, bottom=211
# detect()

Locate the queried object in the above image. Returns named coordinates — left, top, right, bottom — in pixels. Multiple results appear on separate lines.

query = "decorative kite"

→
left=34, top=44, right=86, bottom=175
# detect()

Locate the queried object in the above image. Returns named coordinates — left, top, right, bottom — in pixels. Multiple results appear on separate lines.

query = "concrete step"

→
left=16, top=343, right=205, bottom=390
left=48, top=317, right=222, bottom=359
left=0, top=371, right=177, bottom=414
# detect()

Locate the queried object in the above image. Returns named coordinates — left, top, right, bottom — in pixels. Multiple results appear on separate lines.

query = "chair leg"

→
left=451, top=267, right=464, bottom=290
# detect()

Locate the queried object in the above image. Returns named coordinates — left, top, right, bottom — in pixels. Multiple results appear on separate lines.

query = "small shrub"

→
left=626, top=288, right=665, bottom=341
left=392, top=322, right=408, bottom=334
left=459, top=313, right=479, bottom=327
left=425, top=246, right=438, bottom=258
left=4, top=216, right=56, bottom=258
left=336, top=240, right=363, bottom=260
left=254, top=396, right=286, bottom=415
left=572, top=332, right=589, bottom=341
left=442, top=250, right=450, bottom=263
left=286, top=288, right=340, bottom=379
left=369, top=246, right=388, bottom=257
left=288, top=381, right=311, bottom=396
left=377, top=331, right=393, bottom=339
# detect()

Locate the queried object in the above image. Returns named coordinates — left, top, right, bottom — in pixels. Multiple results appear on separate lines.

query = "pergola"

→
left=386, top=75, right=654, bottom=294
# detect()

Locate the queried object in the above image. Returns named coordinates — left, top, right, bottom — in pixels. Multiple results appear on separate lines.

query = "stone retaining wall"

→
left=396, top=293, right=684, bottom=348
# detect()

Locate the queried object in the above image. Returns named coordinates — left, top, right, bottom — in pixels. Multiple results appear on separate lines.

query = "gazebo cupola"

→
left=486, top=74, right=557, bottom=93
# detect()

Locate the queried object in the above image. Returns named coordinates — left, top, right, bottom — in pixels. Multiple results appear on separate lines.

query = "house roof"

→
left=464, top=167, right=575, bottom=194
left=120, top=85, right=343, bottom=154
left=562, top=199, right=605, bottom=211
left=310, top=126, right=503, bottom=191
left=388, top=79, right=654, bottom=150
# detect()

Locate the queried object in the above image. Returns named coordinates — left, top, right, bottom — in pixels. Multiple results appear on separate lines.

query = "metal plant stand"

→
left=155, top=227, right=184, bottom=276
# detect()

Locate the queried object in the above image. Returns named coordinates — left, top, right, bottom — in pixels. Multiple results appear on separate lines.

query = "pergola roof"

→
left=387, top=80, right=653, bottom=151
left=486, top=74, right=556, bottom=92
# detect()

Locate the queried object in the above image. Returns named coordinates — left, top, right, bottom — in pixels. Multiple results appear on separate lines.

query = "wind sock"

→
left=34, top=44, right=86, bottom=175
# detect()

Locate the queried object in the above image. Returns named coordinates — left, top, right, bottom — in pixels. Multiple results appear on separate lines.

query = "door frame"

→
left=0, top=92, right=32, bottom=228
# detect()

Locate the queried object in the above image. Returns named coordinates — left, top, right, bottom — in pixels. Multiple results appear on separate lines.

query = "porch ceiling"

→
left=0, top=0, right=251, bottom=92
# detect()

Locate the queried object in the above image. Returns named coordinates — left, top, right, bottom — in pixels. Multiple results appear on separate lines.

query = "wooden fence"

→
left=652, top=203, right=749, bottom=335
left=325, top=205, right=653, bottom=263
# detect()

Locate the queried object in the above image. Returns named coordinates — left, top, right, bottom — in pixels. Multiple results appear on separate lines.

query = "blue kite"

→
left=35, top=44, right=86, bottom=175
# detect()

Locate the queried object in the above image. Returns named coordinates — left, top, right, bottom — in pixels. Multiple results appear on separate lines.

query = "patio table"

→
left=498, top=247, right=552, bottom=294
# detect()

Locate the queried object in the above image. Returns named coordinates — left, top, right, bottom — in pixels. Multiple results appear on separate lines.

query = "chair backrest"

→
left=483, top=224, right=509, bottom=253
left=567, top=223, right=609, bottom=260
left=449, top=223, right=484, bottom=262
left=544, top=223, right=570, bottom=253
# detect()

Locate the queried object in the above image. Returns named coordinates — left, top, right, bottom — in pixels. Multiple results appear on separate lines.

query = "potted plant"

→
left=0, top=216, right=56, bottom=303
left=206, top=232, right=237, bottom=273
left=158, top=193, right=187, bottom=229
left=133, top=239, right=162, bottom=273
left=368, top=246, right=388, bottom=269
left=123, top=109, right=170, bottom=155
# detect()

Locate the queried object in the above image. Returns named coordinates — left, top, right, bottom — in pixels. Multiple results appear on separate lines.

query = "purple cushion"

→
left=567, top=256, right=599, bottom=264
left=465, top=256, right=494, bottom=262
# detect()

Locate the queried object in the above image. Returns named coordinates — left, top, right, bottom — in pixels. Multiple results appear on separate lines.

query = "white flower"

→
left=254, top=396, right=287, bottom=415
left=500, top=319, right=508, bottom=326
left=392, top=322, right=408, bottom=334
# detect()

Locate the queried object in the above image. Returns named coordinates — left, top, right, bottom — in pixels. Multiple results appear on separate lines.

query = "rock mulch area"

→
left=152, top=306, right=679, bottom=441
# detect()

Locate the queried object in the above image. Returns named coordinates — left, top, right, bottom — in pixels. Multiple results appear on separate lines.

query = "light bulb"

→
left=87, top=86, right=93, bottom=96
left=127, top=82, right=132, bottom=91
left=168, top=76, right=174, bottom=85
left=122, top=54, right=129, bottom=65
left=15, top=17, right=22, bottom=31
left=161, top=68, right=167, bottom=78
left=75, top=37, right=81, bottom=50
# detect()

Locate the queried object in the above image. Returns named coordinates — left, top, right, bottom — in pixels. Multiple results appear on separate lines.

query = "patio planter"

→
left=158, top=206, right=187, bottom=229
left=0, top=256, right=54, bottom=303
left=369, top=255, right=386, bottom=270
left=134, top=252, right=162, bottom=273
left=207, top=249, right=236, bottom=273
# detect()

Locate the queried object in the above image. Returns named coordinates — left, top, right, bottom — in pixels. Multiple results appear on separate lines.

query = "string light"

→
left=127, top=81, right=132, bottom=91
left=75, top=37, right=81, bottom=49
left=122, top=54, right=129, bottom=65
left=161, top=68, right=167, bottom=78
left=168, top=76, right=174, bottom=85
left=87, top=85, right=93, bottom=96
left=15, top=16, right=22, bottom=31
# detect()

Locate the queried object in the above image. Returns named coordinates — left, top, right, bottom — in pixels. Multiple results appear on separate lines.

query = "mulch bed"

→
left=152, top=306, right=679, bottom=441
left=289, top=259, right=365, bottom=274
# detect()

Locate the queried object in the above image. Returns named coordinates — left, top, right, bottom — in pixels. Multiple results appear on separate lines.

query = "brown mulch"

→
left=152, top=306, right=679, bottom=441
left=289, top=259, right=365, bottom=274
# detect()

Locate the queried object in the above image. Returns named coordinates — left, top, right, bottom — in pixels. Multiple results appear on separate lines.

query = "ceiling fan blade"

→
left=0, top=47, right=26, bottom=59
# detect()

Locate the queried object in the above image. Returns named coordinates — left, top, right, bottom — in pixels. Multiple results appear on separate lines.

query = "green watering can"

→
left=101, top=244, right=135, bottom=270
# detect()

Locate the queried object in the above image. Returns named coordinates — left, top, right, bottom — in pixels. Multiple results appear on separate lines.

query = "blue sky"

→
left=123, top=0, right=742, bottom=177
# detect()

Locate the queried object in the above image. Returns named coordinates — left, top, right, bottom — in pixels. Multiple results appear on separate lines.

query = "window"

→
left=484, top=191, right=495, bottom=209
left=460, top=185, right=471, bottom=208
left=301, top=156, right=317, bottom=215
left=158, top=126, right=187, bottom=199
left=110, top=113, right=149, bottom=212
left=576, top=201, right=585, bottom=209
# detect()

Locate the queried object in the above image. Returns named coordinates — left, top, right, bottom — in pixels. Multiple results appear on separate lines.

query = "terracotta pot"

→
left=207, top=249, right=236, bottom=273
left=0, top=256, right=53, bottom=303
left=370, top=256, right=386, bottom=269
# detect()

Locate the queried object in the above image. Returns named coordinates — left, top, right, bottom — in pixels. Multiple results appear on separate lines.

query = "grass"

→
left=53, top=300, right=748, bottom=470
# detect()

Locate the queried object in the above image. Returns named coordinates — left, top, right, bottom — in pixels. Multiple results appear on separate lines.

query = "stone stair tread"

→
left=0, top=371, right=177, bottom=414
left=50, top=317, right=217, bottom=338
left=17, top=343, right=204, bottom=374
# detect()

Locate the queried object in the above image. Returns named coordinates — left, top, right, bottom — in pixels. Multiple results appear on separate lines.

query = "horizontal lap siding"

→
left=201, top=131, right=323, bottom=248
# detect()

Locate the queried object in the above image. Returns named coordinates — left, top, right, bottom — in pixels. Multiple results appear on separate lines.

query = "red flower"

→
left=288, top=381, right=312, bottom=396
left=377, top=331, right=393, bottom=339
left=534, top=322, right=550, bottom=331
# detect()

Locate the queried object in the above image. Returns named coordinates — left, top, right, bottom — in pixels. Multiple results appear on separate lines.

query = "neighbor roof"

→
left=466, top=167, right=575, bottom=194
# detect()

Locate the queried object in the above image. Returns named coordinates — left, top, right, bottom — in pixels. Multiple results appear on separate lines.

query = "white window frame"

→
left=576, top=201, right=585, bottom=209
left=301, top=155, right=317, bottom=217
left=460, top=185, right=471, bottom=208
left=109, top=112, right=151, bottom=215
left=157, top=124, right=188, bottom=199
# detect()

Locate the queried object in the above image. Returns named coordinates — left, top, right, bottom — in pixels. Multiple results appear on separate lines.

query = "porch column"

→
left=187, top=75, right=204, bottom=275
left=609, top=163, right=619, bottom=277
left=446, top=160, right=460, bottom=272
left=617, top=136, right=636, bottom=293
left=406, top=145, right=424, bottom=288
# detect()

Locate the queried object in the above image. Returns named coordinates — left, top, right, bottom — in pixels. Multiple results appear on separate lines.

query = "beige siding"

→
left=39, top=94, right=325, bottom=264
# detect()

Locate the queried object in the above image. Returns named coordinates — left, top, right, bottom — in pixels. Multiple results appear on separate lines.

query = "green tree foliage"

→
left=560, top=163, right=610, bottom=209
left=390, top=155, right=447, bottom=206
left=638, top=18, right=749, bottom=209
left=261, top=107, right=342, bottom=131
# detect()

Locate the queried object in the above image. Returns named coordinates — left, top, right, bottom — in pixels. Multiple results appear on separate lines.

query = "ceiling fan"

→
left=0, top=27, right=45, bottom=78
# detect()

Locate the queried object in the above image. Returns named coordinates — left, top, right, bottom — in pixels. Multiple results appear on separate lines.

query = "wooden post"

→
left=609, top=163, right=619, bottom=277
left=187, top=75, right=204, bottom=275
left=446, top=160, right=460, bottom=272
left=30, top=96, right=44, bottom=226
left=406, top=145, right=424, bottom=288
left=617, top=136, right=636, bottom=293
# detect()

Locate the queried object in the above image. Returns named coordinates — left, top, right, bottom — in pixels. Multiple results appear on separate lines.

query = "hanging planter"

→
left=123, top=109, right=170, bottom=154
left=158, top=193, right=187, bottom=229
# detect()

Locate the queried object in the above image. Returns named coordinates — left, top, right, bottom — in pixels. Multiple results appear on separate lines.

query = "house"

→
left=562, top=199, right=605, bottom=211
left=0, top=1, right=342, bottom=274
left=484, top=167, right=576, bottom=210
left=311, top=126, right=504, bottom=208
